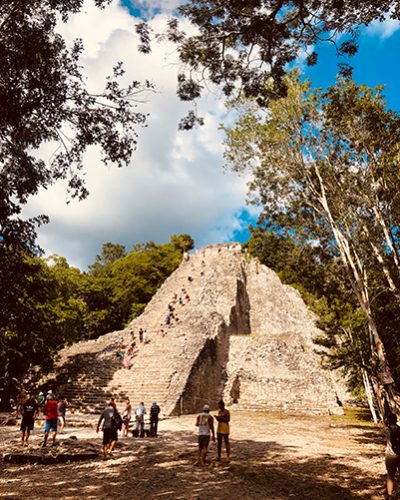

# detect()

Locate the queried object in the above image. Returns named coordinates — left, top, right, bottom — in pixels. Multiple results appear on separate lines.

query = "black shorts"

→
left=386, top=454, right=400, bottom=475
left=217, top=432, right=229, bottom=441
left=198, top=435, right=210, bottom=450
left=103, top=428, right=118, bottom=445
left=20, top=417, right=34, bottom=432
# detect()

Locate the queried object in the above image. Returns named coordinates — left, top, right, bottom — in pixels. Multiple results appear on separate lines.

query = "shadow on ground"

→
left=0, top=428, right=385, bottom=499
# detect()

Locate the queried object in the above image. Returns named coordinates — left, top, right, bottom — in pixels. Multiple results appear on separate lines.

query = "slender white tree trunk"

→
left=312, top=166, right=398, bottom=414
left=361, top=368, right=378, bottom=423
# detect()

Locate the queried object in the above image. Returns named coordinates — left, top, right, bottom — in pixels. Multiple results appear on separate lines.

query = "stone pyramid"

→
left=46, top=244, right=345, bottom=415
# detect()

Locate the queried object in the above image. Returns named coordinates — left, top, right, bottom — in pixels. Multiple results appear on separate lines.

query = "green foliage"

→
left=139, top=0, right=400, bottom=124
left=0, top=234, right=192, bottom=406
left=0, top=246, right=85, bottom=406
left=229, top=75, right=400, bottom=400
left=170, top=234, right=195, bottom=253
left=111, top=240, right=182, bottom=318
left=0, top=0, right=152, bottom=251
left=88, top=243, right=127, bottom=277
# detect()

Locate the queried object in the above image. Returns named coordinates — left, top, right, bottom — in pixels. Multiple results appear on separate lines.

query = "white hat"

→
left=203, top=404, right=210, bottom=411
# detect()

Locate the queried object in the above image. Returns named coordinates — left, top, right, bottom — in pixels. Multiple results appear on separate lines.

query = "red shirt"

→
left=43, top=399, right=58, bottom=420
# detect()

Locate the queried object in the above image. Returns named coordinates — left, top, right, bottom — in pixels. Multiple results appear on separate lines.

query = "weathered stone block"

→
left=43, top=244, right=345, bottom=416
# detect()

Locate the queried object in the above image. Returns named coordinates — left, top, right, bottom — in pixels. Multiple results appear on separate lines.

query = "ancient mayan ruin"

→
left=46, top=244, right=345, bottom=415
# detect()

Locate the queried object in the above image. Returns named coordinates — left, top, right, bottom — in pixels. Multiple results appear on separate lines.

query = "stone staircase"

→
left=45, top=245, right=244, bottom=414
left=44, top=244, right=346, bottom=416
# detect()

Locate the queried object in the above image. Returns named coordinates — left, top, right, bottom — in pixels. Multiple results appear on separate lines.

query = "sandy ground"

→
left=0, top=410, right=389, bottom=499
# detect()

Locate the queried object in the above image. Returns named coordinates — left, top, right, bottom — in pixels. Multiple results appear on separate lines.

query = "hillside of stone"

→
left=45, top=244, right=345, bottom=415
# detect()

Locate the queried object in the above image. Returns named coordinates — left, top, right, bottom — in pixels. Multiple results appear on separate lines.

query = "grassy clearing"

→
left=330, top=407, right=378, bottom=428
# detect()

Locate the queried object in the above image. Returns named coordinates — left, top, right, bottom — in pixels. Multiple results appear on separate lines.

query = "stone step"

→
left=44, top=245, right=344, bottom=417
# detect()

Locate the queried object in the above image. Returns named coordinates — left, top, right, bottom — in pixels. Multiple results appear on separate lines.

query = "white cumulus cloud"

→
left=25, top=0, right=253, bottom=269
left=366, top=12, right=400, bottom=39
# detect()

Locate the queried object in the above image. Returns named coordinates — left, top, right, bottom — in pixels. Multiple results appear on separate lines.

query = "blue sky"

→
left=27, top=1, right=400, bottom=269
left=121, top=0, right=400, bottom=111
left=241, top=20, right=400, bottom=240
left=307, top=26, right=400, bottom=111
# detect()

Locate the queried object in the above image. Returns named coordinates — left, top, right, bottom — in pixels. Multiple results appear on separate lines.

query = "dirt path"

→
left=0, top=410, right=388, bottom=499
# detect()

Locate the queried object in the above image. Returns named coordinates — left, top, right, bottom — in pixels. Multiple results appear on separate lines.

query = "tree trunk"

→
left=0, top=368, right=12, bottom=410
left=315, top=178, right=400, bottom=415
left=361, top=368, right=378, bottom=423
left=371, top=377, right=385, bottom=421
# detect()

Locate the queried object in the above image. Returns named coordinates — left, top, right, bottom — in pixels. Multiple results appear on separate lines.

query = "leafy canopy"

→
left=137, top=0, right=400, bottom=123
left=0, top=0, right=152, bottom=249
left=223, top=71, right=400, bottom=410
left=0, top=234, right=192, bottom=407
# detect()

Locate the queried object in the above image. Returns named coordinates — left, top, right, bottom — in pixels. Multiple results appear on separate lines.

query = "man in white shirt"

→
left=195, top=404, right=215, bottom=466
left=135, top=402, right=146, bottom=437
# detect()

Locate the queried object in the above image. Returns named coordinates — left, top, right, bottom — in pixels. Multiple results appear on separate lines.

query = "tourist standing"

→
left=150, top=401, right=160, bottom=437
left=195, top=404, right=215, bottom=466
left=20, top=393, right=39, bottom=446
left=122, top=398, right=132, bottom=437
left=42, top=393, right=58, bottom=447
left=215, top=400, right=230, bottom=461
left=97, top=399, right=120, bottom=458
left=384, top=413, right=400, bottom=498
left=37, top=391, right=45, bottom=410
left=135, top=402, right=146, bottom=437
left=57, top=397, right=68, bottom=434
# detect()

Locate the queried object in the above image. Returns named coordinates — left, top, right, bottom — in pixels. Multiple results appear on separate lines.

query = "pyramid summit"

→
left=47, top=243, right=345, bottom=415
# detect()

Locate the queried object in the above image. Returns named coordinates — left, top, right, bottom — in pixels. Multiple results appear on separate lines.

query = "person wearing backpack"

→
left=384, top=413, right=400, bottom=498
left=150, top=401, right=160, bottom=437
left=97, top=399, right=121, bottom=459
left=195, top=404, right=215, bottom=467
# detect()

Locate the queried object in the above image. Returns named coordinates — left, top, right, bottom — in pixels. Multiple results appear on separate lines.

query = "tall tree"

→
left=170, top=233, right=195, bottom=253
left=247, top=227, right=380, bottom=420
left=0, top=1, right=152, bottom=404
left=137, top=0, right=400, bottom=124
left=0, top=251, right=85, bottom=408
left=0, top=0, right=152, bottom=249
left=89, top=243, right=127, bottom=276
left=223, top=72, right=400, bottom=414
